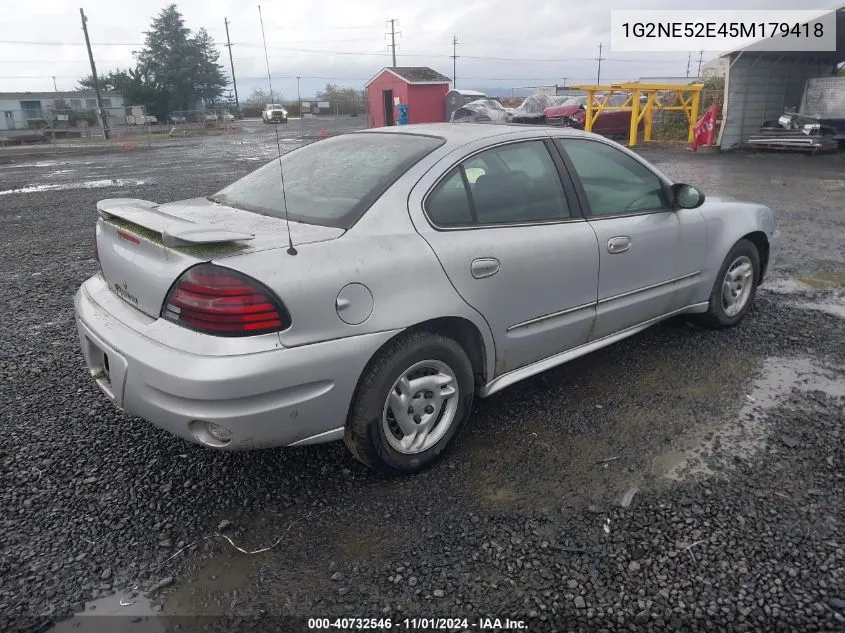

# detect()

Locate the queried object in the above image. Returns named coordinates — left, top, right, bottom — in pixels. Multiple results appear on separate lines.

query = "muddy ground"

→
left=1, top=119, right=843, bottom=633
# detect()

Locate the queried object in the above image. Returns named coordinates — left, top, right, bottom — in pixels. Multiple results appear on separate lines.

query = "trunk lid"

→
left=95, top=197, right=343, bottom=317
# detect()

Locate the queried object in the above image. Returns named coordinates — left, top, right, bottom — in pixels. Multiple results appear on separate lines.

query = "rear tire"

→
left=693, top=238, right=760, bottom=329
left=344, top=332, right=474, bottom=475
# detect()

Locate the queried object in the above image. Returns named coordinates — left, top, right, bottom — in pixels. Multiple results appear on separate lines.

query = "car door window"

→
left=556, top=139, right=667, bottom=216
left=465, top=141, right=570, bottom=224
left=426, top=168, right=474, bottom=226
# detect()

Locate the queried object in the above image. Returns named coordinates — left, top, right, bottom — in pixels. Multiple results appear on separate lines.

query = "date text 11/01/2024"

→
left=307, top=617, right=528, bottom=630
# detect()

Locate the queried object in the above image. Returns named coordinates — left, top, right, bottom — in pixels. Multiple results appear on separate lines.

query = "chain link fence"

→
left=0, top=104, right=250, bottom=152
left=239, top=99, right=368, bottom=119
left=1, top=106, right=155, bottom=148
left=648, top=79, right=725, bottom=143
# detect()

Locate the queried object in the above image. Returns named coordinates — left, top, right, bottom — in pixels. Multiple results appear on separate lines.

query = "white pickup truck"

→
left=262, top=104, right=288, bottom=124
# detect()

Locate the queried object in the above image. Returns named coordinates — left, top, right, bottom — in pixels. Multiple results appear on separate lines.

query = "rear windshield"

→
left=212, top=133, right=443, bottom=229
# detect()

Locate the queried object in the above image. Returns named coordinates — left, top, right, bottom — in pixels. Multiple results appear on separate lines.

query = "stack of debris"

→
left=747, top=112, right=839, bottom=153
left=747, top=77, right=845, bottom=153
left=509, top=95, right=570, bottom=124
left=450, top=99, right=511, bottom=124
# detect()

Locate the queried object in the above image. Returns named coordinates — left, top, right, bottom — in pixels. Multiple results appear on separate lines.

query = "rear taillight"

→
left=161, top=264, right=289, bottom=337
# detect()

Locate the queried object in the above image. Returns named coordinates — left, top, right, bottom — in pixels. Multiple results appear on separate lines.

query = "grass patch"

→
left=177, top=242, right=249, bottom=258
left=798, top=270, right=845, bottom=289
left=106, top=217, right=164, bottom=246
left=104, top=218, right=249, bottom=258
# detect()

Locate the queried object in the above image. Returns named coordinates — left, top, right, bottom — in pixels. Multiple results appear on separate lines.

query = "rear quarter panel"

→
left=218, top=153, right=498, bottom=381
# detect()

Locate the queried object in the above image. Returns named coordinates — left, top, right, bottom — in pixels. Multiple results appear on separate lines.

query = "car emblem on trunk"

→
left=112, top=281, right=139, bottom=306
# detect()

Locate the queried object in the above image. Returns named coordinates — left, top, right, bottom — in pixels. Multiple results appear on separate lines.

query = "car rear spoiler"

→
left=96, top=198, right=255, bottom=247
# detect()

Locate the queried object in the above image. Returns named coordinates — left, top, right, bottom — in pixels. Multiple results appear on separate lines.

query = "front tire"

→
left=694, top=238, right=761, bottom=329
left=344, top=331, right=474, bottom=475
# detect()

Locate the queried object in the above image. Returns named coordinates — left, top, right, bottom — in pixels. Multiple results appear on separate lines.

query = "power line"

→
left=0, top=38, right=699, bottom=65
left=0, top=39, right=143, bottom=46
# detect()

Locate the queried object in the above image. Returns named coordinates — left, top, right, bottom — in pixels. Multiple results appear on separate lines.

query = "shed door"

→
left=383, top=90, right=394, bottom=126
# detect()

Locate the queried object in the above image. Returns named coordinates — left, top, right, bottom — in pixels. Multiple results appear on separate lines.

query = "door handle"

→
left=607, top=236, right=631, bottom=254
left=471, top=257, right=500, bottom=279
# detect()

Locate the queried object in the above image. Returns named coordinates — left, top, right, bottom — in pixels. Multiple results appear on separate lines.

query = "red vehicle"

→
left=544, top=94, right=639, bottom=137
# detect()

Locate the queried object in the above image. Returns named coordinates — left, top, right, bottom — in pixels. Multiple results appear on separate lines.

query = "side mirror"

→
left=672, top=183, right=705, bottom=209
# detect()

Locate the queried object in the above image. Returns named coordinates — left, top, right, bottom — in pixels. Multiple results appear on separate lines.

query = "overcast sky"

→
left=2, top=0, right=841, bottom=99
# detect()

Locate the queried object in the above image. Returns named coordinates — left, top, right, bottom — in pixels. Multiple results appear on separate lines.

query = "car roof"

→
left=358, top=122, right=588, bottom=145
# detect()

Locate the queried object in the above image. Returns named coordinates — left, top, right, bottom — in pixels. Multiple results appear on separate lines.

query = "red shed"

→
left=365, top=67, right=452, bottom=128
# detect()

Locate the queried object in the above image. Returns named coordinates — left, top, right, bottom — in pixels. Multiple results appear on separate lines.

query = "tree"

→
left=246, top=88, right=274, bottom=105
left=315, top=83, right=365, bottom=115
left=109, top=67, right=158, bottom=111
left=76, top=74, right=113, bottom=91
left=75, top=6, right=230, bottom=117
left=191, top=27, right=228, bottom=107
left=136, top=4, right=195, bottom=113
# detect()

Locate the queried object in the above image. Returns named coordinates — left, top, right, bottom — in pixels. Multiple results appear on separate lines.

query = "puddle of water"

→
left=800, top=271, right=845, bottom=289
left=792, top=300, right=845, bottom=319
left=761, top=276, right=845, bottom=317
left=762, top=278, right=814, bottom=294
left=818, top=179, right=845, bottom=191
left=0, top=161, right=61, bottom=169
left=0, top=178, right=147, bottom=196
left=657, top=357, right=845, bottom=480
left=49, top=593, right=164, bottom=633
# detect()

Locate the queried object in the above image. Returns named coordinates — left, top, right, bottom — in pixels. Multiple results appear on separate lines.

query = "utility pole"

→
left=386, top=19, right=399, bottom=67
left=79, top=8, right=109, bottom=140
left=686, top=52, right=692, bottom=77
left=697, top=50, right=705, bottom=77
left=596, top=43, right=604, bottom=85
left=450, top=35, right=458, bottom=87
left=223, top=18, right=240, bottom=109
left=52, top=76, right=58, bottom=92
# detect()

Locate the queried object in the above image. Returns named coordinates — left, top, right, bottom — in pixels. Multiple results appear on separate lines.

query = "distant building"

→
left=701, top=58, right=729, bottom=78
left=0, top=90, right=125, bottom=131
left=635, top=77, right=701, bottom=85
left=364, top=67, right=451, bottom=127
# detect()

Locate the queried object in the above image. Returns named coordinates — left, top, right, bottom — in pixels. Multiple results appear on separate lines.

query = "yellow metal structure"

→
left=568, top=83, right=703, bottom=147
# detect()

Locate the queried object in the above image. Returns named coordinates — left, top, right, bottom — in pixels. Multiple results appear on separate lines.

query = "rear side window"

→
left=212, top=133, right=444, bottom=229
left=426, top=140, right=571, bottom=227
left=427, top=169, right=474, bottom=226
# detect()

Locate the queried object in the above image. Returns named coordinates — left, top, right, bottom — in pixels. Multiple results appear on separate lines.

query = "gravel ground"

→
left=1, top=125, right=844, bottom=633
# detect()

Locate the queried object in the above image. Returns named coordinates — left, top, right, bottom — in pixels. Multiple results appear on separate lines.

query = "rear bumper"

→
left=75, top=275, right=398, bottom=450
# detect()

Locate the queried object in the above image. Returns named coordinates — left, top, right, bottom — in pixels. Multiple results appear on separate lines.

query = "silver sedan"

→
left=75, top=123, right=779, bottom=474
